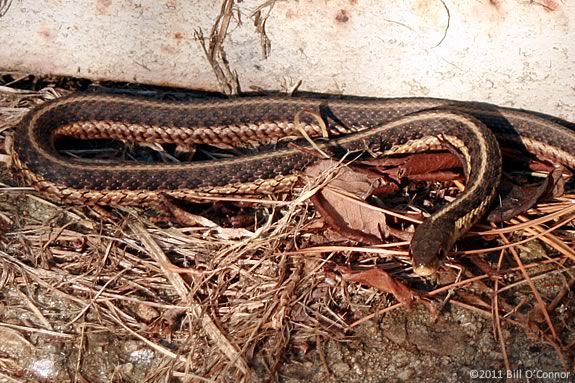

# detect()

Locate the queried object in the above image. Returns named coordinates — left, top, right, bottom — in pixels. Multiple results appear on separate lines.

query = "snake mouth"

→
left=412, top=249, right=443, bottom=276
left=412, top=262, right=438, bottom=277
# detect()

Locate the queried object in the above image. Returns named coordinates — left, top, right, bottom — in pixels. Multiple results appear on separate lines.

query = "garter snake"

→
left=9, top=94, right=575, bottom=276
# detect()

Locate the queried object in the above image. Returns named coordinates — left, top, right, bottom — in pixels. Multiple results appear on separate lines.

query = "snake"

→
left=9, top=93, right=575, bottom=276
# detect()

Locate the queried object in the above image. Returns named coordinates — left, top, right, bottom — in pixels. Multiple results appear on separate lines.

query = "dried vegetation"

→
left=0, top=77, right=574, bottom=382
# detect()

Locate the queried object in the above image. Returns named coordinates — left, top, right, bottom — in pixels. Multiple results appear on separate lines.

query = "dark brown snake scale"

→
left=10, top=94, right=575, bottom=276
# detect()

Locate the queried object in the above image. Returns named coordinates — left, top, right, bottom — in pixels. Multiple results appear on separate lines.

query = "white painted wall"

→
left=0, top=0, right=573, bottom=119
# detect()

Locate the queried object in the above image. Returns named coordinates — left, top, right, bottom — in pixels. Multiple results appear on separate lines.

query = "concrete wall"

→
left=0, top=0, right=573, bottom=119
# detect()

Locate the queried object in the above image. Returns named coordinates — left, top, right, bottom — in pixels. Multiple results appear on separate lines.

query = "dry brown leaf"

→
left=338, top=267, right=417, bottom=306
left=305, top=161, right=394, bottom=243
left=359, top=152, right=462, bottom=182
left=311, top=187, right=389, bottom=244
left=305, top=161, right=381, bottom=198
left=501, top=147, right=558, bottom=173
left=307, top=161, right=418, bottom=243
left=161, top=197, right=255, bottom=240
left=488, top=166, right=566, bottom=223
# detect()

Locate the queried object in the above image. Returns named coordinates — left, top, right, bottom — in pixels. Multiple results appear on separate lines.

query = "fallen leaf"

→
left=359, top=152, right=462, bottom=182
left=501, top=147, right=558, bottom=173
left=162, top=197, right=255, bottom=239
left=311, top=187, right=389, bottom=244
left=306, top=161, right=396, bottom=243
left=338, top=266, right=418, bottom=306
left=488, top=166, right=565, bottom=223
left=305, top=161, right=381, bottom=198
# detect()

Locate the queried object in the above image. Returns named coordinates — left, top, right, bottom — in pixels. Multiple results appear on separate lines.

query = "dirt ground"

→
left=0, top=79, right=574, bottom=382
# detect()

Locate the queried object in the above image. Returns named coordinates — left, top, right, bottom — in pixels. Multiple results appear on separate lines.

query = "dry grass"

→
left=0, top=82, right=574, bottom=381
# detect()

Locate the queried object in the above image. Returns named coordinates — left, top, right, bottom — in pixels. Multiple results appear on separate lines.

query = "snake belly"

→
left=10, top=94, right=575, bottom=276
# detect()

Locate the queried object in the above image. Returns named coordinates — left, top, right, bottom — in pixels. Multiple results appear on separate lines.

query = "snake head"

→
left=409, top=218, right=456, bottom=276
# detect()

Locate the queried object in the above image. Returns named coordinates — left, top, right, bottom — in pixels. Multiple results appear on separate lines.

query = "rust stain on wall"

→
left=37, top=26, right=56, bottom=43
left=165, top=0, right=178, bottom=10
left=160, top=44, right=178, bottom=54
left=161, top=32, right=184, bottom=54
left=285, top=8, right=297, bottom=19
left=96, top=0, right=112, bottom=15
left=537, top=0, right=560, bottom=12
left=488, top=0, right=501, bottom=11
left=335, top=9, right=350, bottom=23
left=471, top=0, right=505, bottom=22
left=485, top=0, right=505, bottom=18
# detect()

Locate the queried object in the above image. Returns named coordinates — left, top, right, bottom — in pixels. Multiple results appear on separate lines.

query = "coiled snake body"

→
left=10, top=94, right=575, bottom=275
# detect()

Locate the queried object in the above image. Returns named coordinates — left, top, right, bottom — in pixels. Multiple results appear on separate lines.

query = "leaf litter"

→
left=0, top=78, right=574, bottom=381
